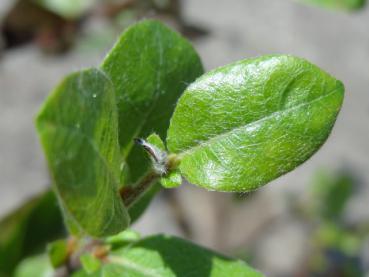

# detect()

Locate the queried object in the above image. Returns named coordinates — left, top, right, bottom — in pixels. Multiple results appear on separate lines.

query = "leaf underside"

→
left=36, top=68, right=129, bottom=237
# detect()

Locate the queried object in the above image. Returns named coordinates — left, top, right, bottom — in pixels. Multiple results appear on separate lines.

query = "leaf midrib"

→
left=177, top=86, right=341, bottom=157
left=122, top=26, right=164, bottom=160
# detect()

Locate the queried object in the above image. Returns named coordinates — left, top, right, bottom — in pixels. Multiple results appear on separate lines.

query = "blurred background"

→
left=0, top=0, right=369, bottom=276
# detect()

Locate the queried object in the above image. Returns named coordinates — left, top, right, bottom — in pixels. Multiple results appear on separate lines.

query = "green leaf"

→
left=0, top=190, right=64, bottom=276
left=14, top=255, right=53, bottom=277
left=146, top=133, right=166, bottom=150
left=167, top=55, right=344, bottom=192
left=15, top=235, right=262, bottom=277
left=80, top=253, right=101, bottom=274
left=310, top=169, right=355, bottom=220
left=101, top=20, right=203, bottom=185
left=145, top=133, right=182, bottom=188
left=36, top=68, right=129, bottom=237
left=34, top=0, right=96, bottom=19
left=47, top=240, right=68, bottom=268
left=161, top=170, right=182, bottom=188
left=105, top=235, right=263, bottom=277
left=105, top=230, right=140, bottom=249
left=299, top=0, right=366, bottom=11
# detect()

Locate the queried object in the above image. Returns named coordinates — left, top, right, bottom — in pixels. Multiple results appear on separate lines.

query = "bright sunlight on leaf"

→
left=167, top=55, right=344, bottom=192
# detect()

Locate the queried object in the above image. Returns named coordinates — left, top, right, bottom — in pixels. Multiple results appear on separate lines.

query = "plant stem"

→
left=120, top=171, right=160, bottom=208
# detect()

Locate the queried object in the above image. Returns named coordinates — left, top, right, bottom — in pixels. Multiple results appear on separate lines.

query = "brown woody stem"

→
left=120, top=171, right=160, bottom=208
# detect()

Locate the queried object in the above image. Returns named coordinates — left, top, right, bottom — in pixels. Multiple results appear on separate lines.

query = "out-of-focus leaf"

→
left=47, top=239, right=68, bottom=268
left=80, top=253, right=101, bottom=274
left=299, top=0, right=366, bottom=11
left=14, top=255, right=53, bottom=277
left=105, top=229, right=140, bottom=249
left=167, top=55, right=344, bottom=192
left=34, top=0, right=96, bottom=19
left=101, top=20, right=203, bottom=185
left=310, top=170, right=355, bottom=220
left=105, top=234, right=263, bottom=277
left=15, top=234, right=263, bottom=277
left=0, top=190, right=64, bottom=276
left=36, top=68, right=129, bottom=237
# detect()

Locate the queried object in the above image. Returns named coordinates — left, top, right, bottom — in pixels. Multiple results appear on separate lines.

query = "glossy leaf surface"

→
left=101, top=20, right=203, bottom=184
left=167, top=55, right=344, bottom=192
left=36, top=68, right=129, bottom=237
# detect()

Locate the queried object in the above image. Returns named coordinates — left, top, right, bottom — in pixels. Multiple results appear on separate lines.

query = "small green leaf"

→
left=80, top=253, right=101, bottom=274
left=14, top=255, right=53, bottom=277
left=34, top=0, right=95, bottom=19
left=167, top=55, right=344, bottom=192
left=101, top=20, right=203, bottom=185
left=161, top=170, right=182, bottom=188
left=36, top=68, right=129, bottom=237
left=146, top=133, right=182, bottom=188
left=146, top=133, right=166, bottom=150
left=105, top=229, right=140, bottom=249
left=47, top=240, right=68, bottom=268
left=299, top=0, right=366, bottom=11
left=105, top=235, right=263, bottom=277
left=0, top=190, right=64, bottom=276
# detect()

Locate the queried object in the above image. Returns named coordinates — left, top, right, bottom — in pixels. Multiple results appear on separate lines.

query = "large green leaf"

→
left=104, top=235, right=263, bottom=277
left=16, top=235, right=262, bottom=277
left=101, top=20, right=203, bottom=185
left=167, top=55, right=344, bottom=192
left=0, top=190, right=64, bottom=276
left=36, top=68, right=129, bottom=237
left=299, top=0, right=366, bottom=10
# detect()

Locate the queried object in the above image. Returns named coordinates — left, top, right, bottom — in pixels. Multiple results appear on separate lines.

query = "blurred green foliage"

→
left=303, top=169, right=367, bottom=276
left=34, top=0, right=96, bottom=19
left=299, top=0, right=366, bottom=11
left=310, top=169, right=355, bottom=221
left=0, top=190, right=64, bottom=276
